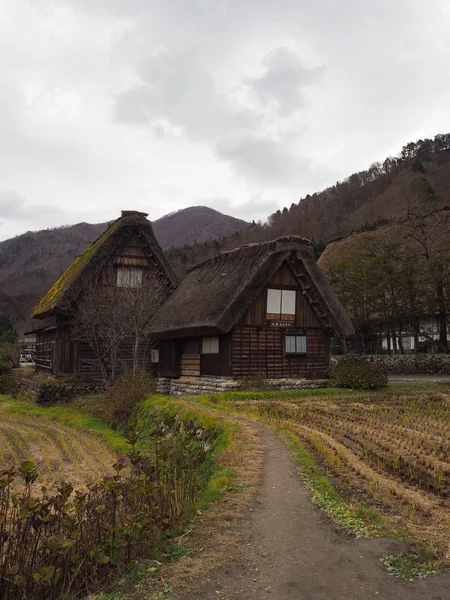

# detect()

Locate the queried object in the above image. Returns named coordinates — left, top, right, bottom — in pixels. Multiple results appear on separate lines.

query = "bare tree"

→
left=71, top=272, right=167, bottom=382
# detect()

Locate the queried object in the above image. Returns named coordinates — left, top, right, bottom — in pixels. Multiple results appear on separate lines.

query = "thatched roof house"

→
left=32, top=210, right=177, bottom=377
left=153, top=236, right=354, bottom=380
left=151, top=236, right=353, bottom=338
left=32, top=216, right=354, bottom=382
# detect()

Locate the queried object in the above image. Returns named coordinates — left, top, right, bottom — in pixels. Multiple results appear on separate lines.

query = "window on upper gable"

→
left=116, top=267, right=143, bottom=288
left=267, top=289, right=296, bottom=320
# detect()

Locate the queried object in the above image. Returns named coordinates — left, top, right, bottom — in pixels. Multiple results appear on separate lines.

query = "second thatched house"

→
left=151, top=236, right=354, bottom=380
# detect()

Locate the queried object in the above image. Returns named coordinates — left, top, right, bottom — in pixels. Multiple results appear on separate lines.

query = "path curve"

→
left=179, top=426, right=450, bottom=600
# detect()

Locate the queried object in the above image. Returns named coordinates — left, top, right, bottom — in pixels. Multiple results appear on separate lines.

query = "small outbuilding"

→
left=151, top=236, right=354, bottom=380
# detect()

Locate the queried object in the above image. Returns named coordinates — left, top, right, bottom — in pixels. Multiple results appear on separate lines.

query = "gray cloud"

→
left=246, top=47, right=324, bottom=115
left=0, top=190, right=74, bottom=240
left=1, top=0, right=450, bottom=240
left=216, top=134, right=305, bottom=181
left=115, top=48, right=257, bottom=140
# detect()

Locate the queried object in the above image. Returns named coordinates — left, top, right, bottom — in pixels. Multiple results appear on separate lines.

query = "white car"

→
left=20, top=354, right=34, bottom=364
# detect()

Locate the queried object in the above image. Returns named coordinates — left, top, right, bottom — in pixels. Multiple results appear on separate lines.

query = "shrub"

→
left=0, top=374, right=20, bottom=396
left=0, top=348, right=11, bottom=376
left=0, top=400, right=227, bottom=600
left=331, top=355, right=387, bottom=390
left=97, top=372, right=156, bottom=430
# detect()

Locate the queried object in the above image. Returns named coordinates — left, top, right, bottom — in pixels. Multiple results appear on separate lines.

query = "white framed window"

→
left=267, top=289, right=296, bottom=318
left=117, top=267, right=143, bottom=288
left=284, top=335, right=307, bottom=354
left=202, top=337, right=219, bottom=354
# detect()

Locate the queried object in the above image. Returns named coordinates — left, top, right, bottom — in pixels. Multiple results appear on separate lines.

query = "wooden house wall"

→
left=78, top=337, right=158, bottom=381
left=35, top=329, right=57, bottom=373
left=231, top=327, right=329, bottom=378
left=232, top=260, right=329, bottom=378
left=177, top=337, right=232, bottom=377
left=51, top=233, right=173, bottom=381
left=158, top=340, right=181, bottom=378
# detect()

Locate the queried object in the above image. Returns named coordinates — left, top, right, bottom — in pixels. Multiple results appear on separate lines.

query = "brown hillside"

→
left=318, top=208, right=450, bottom=267
left=152, top=206, right=247, bottom=248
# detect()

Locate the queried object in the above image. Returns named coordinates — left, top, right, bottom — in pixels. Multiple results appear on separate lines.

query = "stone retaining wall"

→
left=156, top=376, right=329, bottom=396
left=362, top=354, right=450, bottom=375
left=19, top=377, right=103, bottom=404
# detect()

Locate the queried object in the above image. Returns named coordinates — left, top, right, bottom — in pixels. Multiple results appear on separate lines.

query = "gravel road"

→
left=178, top=426, right=450, bottom=600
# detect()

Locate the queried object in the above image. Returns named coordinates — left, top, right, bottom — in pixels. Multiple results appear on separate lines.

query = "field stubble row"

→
left=232, top=390, right=450, bottom=561
left=0, top=414, right=117, bottom=490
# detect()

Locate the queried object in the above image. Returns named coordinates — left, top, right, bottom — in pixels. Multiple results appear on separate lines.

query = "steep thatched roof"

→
left=32, top=211, right=177, bottom=318
left=150, top=236, right=354, bottom=338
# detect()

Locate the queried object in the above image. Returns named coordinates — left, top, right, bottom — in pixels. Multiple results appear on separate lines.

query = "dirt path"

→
left=178, top=426, right=450, bottom=600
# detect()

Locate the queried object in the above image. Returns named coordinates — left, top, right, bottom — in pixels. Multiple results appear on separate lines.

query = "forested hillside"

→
left=319, top=209, right=450, bottom=353
left=166, top=133, right=450, bottom=273
left=2, top=133, right=450, bottom=337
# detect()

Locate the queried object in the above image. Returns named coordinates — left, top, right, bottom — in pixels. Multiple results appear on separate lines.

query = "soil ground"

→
left=178, top=426, right=450, bottom=600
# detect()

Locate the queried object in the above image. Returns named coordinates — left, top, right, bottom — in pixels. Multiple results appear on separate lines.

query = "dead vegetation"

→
left=0, top=413, right=117, bottom=491
left=230, top=388, right=450, bottom=562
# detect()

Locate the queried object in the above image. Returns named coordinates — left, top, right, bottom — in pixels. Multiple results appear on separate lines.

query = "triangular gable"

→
left=149, top=236, right=355, bottom=339
left=32, top=212, right=177, bottom=318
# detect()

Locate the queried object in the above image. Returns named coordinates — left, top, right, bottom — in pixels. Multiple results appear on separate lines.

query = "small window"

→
left=285, top=335, right=307, bottom=354
left=267, top=288, right=296, bottom=320
left=150, top=349, right=160, bottom=363
left=202, top=337, right=219, bottom=354
left=117, top=267, right=143, bottom=288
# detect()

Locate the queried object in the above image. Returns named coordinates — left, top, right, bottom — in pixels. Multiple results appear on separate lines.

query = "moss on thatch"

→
left=32, top=212, right=177, bottom=318
left=32, top=221, right=120, bottom=317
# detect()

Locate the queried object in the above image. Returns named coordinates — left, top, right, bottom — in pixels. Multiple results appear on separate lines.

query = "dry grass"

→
left=0, top=412, right=117, bottom=491
left=230, top=388, right=450, bottom=562
left=124, top=412, right=263, bottom=599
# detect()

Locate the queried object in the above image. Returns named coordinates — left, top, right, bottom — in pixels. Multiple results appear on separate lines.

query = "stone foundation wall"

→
left=156, top=376, right=329, bottom=396
left=362, top=354, right=450, bottom=375
left=19, top=378, right=103, bottom=404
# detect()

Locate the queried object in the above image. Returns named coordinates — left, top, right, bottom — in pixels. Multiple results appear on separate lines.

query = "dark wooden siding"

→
left=158, top=340, right=181, bottom=377
left=35, top=329, right=57, bottom=373
left=78, top=337, right=158, bottom=381
left=268, top=262, right=298, bottom=286
left=231, top=326, right=329, bottom=378
left=200, top=336, right=232, bottom=376
left=181, top=354, right=201, bottom=376
left=238, top=260, right=319, bottom=328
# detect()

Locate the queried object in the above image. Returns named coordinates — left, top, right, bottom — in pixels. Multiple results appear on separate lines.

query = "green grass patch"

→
left=380, top=552, right=440, bottom=581
left=0, top=395, right=129, bottom=454
left=134, top=395, right=236, bottom=515
left=204, top=387, right=358, bottom=403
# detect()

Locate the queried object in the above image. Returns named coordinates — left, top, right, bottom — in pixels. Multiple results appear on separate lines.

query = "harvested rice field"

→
left=230, top=387, right=450, bottom=561
left=0, top=397, right=122, bottom=490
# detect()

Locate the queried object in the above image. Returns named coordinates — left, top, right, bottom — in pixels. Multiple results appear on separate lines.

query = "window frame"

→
left=116, top=266, right=143, bottom=288
left=266, top=287, right=296, bottom=320
left=284, top=334, right=307, bottom=355
left=201, top=337, right=219, bottom=354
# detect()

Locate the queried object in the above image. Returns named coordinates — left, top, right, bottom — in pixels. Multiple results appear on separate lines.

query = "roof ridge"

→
left=187, top=235, right=312, bottom=273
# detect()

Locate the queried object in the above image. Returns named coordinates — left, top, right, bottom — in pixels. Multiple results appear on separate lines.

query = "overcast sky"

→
left=1, top=0, right=450, bottom=241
